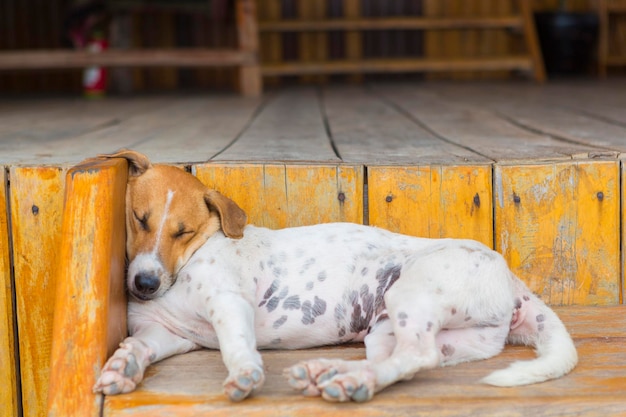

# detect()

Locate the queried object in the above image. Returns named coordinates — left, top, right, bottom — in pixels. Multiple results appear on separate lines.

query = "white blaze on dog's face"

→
left=101, top=150, right=247, bottom=301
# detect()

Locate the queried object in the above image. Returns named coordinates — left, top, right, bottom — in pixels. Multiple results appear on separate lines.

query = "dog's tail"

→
left=481, top=276, right=578, bottom=387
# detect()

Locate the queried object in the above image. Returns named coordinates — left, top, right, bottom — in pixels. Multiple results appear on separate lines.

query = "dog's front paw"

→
left=93, top=341, right=149, bottom=395
left=223, top=366, right=265, bottom=401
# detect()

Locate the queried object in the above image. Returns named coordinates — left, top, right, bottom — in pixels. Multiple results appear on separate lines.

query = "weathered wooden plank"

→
left=261, top=56, right=534, bottom=77
left=622, top=160, right=626, bottom=304
left=10, top=166, right=65, bottom=417
left=215, top=89, right=339, bottom=162
left=0, top=167, right=18, bottom=417
left=50, top=98, right=245, bottom=164
left=422, top=82, right=626, bottom=154
left=323, top=87, right=489, bottom=165
left=193, top=163, right=363, bottom=229
left=104, top=307, right=626, bottom=417
left=47, top=157, right=128, bottom=417
left=0, top=49, right=255, bottom=69
left=0, top=97, right=170, bottom=165
left=495, top=161, right=620, bottom=306
left=372, top=84, right=601, bottom=162
left=368, top=165, right=492, bottom=246
left=129, top=97, right=263, bottom=163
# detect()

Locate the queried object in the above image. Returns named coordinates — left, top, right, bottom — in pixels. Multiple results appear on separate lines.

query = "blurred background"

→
left=0, top=0, right=624, bottom=95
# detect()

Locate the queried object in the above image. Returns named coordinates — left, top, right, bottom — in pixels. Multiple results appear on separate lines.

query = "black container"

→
left=534, top=11, right=599, bottom=76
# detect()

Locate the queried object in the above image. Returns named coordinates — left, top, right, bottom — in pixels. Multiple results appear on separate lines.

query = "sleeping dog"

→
left=93, top=150, right=577, bottom=402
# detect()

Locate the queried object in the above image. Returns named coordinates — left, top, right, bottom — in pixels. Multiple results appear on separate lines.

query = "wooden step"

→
left=103, top=307, right=626, bottom=416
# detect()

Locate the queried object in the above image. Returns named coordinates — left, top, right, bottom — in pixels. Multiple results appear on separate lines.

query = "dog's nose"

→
left=134, top=272, right=160, bottom=296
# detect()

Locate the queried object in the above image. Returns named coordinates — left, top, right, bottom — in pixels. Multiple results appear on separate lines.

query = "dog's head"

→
left=100, top=149, right=247, bottom=301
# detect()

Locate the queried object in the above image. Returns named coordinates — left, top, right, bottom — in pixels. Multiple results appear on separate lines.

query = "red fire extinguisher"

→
left=83, top=31, right=108, bottom=98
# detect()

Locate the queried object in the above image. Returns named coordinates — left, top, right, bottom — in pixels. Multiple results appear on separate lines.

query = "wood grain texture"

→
left=495, top=161, right=620, bottom=305
left=373, top=85, right=600, bottom=163
left=323, top=87, right=489, bottom=165
left=368, top=165, right=492, bottom=246
left=104, top=307, right=626, bottom=417
left=421, top=82, right=626, bottom=155
left=10, top=166, right=65, bottom=417
left=0, top=167, right=18, bottom=417
left=216, top=89, right=339, bottom=163
left=47, top=157, right=128, bottom=417
left=193, top=163, right=363, bottom=228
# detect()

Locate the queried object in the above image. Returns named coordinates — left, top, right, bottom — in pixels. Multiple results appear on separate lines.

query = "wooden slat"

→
left=10, top=166, right=65, bottom=417
left=103, top=307, right=626, bottom=417
left=0, top=49, right=255, bottom=70
left=519, top=0, right=546, bottom=82
left=622, top=160, right=626, bottom=304
left=47, top=98, right=248, bottom=164
left=368, top=166, right=492, bottom=246
left=373, top=85, right=606, bottom=162
left=432, top=82, right=626, bottom=154
left=0, top=167, right=18, bottom=417
left=260, top=16, right=524, bottom=32
left=193, top=163, right=363, bottom=229
left=0, top=97, right=170, bottom=166
left=127, top=97, right=263, bottom=163
left=323, top=87, right=489, bottom=165
left=343, top=0, right=363, bottom=84
left=236, top=0, right=262, bottom=96
left=262, top=56, right=534, bottom=76
left=215, top=89, right=339, bottom=162
left=495, top=161, right=620, bottom=306
left=258, top=0, right=283, bottom=87
left=48, top=157, right=128, bottom=417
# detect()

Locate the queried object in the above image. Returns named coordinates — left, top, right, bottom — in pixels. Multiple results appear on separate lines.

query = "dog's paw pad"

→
left=319, top=372, right=375, bottom=403
left=224, top=366, right=265, bottom=401
left=93, top=344, right=146, bottom=395
left=284, top=360, right=344, bottom=396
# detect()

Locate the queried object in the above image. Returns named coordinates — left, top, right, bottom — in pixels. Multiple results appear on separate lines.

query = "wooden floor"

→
left=2, top=79, right=626, bottom=417
left=1, top=79, right=625, bottom=167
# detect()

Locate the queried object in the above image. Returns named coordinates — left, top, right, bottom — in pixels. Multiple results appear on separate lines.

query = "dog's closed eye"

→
left=134, top=211, right=150, bottom=232
left=173, top=223, right=195, bottom=240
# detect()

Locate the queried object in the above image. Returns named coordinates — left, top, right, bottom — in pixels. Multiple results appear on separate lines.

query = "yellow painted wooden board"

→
left=495, top=161, right=620, bottom=306
left=48, top=157, right=128, bottom=417
left=0, top=167, right=18, bottom=417
left=368, top=165, right=492, bottom=247
left=10, top=166, right=65, bottom=417
left=619, top=160, right=626, bottom=304
left=193, top=163, right=363, bottom=229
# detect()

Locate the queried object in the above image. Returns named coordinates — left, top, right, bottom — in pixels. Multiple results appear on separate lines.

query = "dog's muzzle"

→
left=133, top=271, right=161, bottom=300
left=127, top=252, right=171, bottom=301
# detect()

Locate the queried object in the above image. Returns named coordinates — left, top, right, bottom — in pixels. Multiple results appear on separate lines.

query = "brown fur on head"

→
left=100, top=149, right=247, bottom=300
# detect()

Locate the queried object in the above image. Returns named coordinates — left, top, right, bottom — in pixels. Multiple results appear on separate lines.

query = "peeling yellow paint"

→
left=495, top=161, right=619, bottom=306
left=193, top=163, right=364, bottom=228
left=368, top=165, right=492, bottom=246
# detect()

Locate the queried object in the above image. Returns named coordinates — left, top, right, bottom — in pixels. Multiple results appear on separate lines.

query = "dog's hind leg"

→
left=435, top=325, right=509, bottom=367
left=312, top=290, right=447, bottom=402
left=284, top=317, right=394, bottom=397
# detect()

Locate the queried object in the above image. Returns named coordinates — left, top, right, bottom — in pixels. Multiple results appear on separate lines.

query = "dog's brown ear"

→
left=99, top=149, right=151, bottom=176
left=204, top=190, right=247, bottom=239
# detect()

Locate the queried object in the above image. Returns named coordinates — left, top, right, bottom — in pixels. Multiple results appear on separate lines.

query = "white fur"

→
left=94, top=222, right=578, bottom=402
